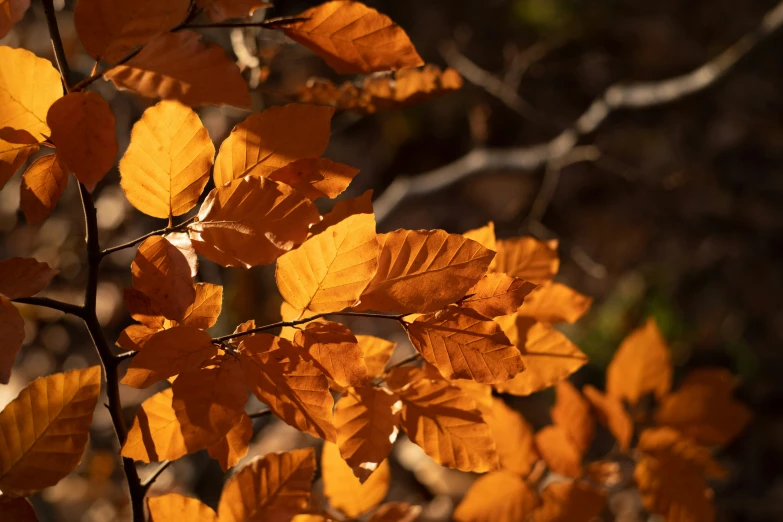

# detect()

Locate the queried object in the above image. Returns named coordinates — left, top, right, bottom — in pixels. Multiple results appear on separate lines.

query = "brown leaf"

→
left=1, top=128, right=39, bottom=191
left=214, top=103, right=334, bottom=185
left=207, top=413, right=253, bottom=471
left=0, top=257, right=59, bottom=299
left=368, top=503, right=422, bottom=522
left=461, top=273, right=537, bottom=319
left=0, top=295, right=24, bottom=384
left=534, top=425, right=583, bottom=478
left=606, top=318, right=672, bottom=406
left=335, top=387, right=400, bottom=482
left=0, top=367, right=101, bottom=496
left=356, top=334, right=396, bottom=379
left=322, top=441, right=390, bottom=518
left=116, top=324, right=161, bottom=352
left=532, top=482, right=606, bottom=522
left=148, top=493, right=219, bottom=522
left=454, top=470, right=540, bottom=522
left=47, top=91, right=117, bottom=186
left=357, top=229, right=495, bottom=314
left=516, top=282, right=592, bottom=325
left=0, top=0, right=29, bottom=39
left=282, top=1, right=423, bottom=74
left=582, top=385, right=633, bottom=451
left=309, top=189, right=374, bottom=236
left=189, top=175, right=320, bottom=268
left=463, top=222, right=497, bottom=251
left=269, top=158, right=359, bottom=201
left=483, top=397, right=539, bottom=477
left=638, top=427, right=727, bottom=479
left=131, top=236, right=195, bottom=321
left=406, top=306, right=523, bottom=384
left=491, top=237, right=559, bottom=284
left=105, top=31, right=251, bottom=108
left=20, top=154, right=69, bottom=224
left=294, top=321, right=371, bottom=387
left=551, top=381, right=594, bottom=453
left=0, top=496, right=38, bottom=521
left=277, top=212, right=379, bottom=314
left=196, top=0, right=271, bottom=22
left=218, top=449, right=316, bottom=522
left=178, top=283, right=223, bottom=329
left=120, top=100, right=215, bottom=219
left=634, top=453, right=715, bottom=522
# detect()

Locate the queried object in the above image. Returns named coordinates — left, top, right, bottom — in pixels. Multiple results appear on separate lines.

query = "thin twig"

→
left=373, top=1, right=783, bottom=223
left=141, top=461, right=170, bottom=491
left=101, top=216, right=197, bottom=257
left=383, top=353, right=423, bottom=374
left=182, top=16, right=309, bottom=29
left=249, top=408, right=272, bottom=419
left=41, top=0, right=71, bottom=91
left=11, top=296, right=84, bottom=317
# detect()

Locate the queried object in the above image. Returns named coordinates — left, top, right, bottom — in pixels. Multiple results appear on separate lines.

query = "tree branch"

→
left=101, top=216, right=197, bottom=258
left=41, top=0, right=71, bottom=91
left=140, top=461, right=170, bottom=491
left=11, top=296, right=84, bottom=317
left=373, top=1, right=783, bottom=223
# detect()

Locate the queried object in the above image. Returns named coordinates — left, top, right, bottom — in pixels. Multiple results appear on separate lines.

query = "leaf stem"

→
left=181, top=16, right=308, bottom=29
left=101, top=216, right=197, bottom=258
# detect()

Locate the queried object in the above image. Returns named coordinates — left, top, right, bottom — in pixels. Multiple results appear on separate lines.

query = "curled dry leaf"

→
left=532, top=482, right=606, bottom=522
left=483, top=396, right=539, bottom=477
left=309, top=189, right=374, bottom=236
left=534, top=425, right=583, bottom=478
left=491, top=237, right=560, bottom=284
left=551, top=381, right=595, bottom=453
left=357, top=229, right=495, bottom=314
left=517, top=282, right=593, bottom=325
left=147, top=493, right=220, bottom=522
left=1, top=128, right=39, bottom=191
left=582, top=385, right=633, bottom=451
left=0, top=295, right=24, bottom=384
left=461, top=273, right=537, bottom=319
left=0, top=367, right=101, bottom=496
left=20, top=154, right=69, bottom=225
left=294, top=321, right=371, bottom=387
left=454, top=470, right=540, bottom=522
left=276, top=212, right=379, bottom=314
left=214, top=103, right=334, bottom=185
left=218, top=449, right=316, bottom=522
left=207, top=413, right=253, bottom=472
left=282, top=1, right=424, bottom=74
left=0, top=0, right=29, bottom=39
left=196, top=0, right=271, bottom=22
left=322, top=441, right=390, bottom=518
left=131, top=236, right=196, bottom=321
left=189, top=175, right=320, bottom=268
left=105, top=31, right=251, bottom=108
left=47, top=91, right=118, bottom=186
left=269, top=158, right=359, bottom=201
left=120, top=100, right=215, bottom=219
left=0, top=257, right=59, bottom=299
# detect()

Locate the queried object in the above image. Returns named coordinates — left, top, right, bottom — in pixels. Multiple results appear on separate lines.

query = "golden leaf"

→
left=582, top=385, right=633, bottom=451
left=491, top=237, right=559, bottom=284
left=294, top=321, right=371, bottom=387
left=310, top=189, right=374, bottom=236
left=105, top=31, right=251, bottom=108
left=0, top=0, right=29, bottom=39
left=131, top=236, right=196, bottom=321
left=20, top=154, right=69, bottom=225
left=516, top=282, right=592, bottom=325
left=454, top=471, right=540, bottom=522
left=148, top=493, right=219, bottom=522
left=218, top=449, right=315, bottom=522
left=357, top=229, right=495, bottom=314
left=269, top=158, right=359, bottom=201
left=1, top=128, right=39, bottom=191
left=196, top=0, right=271, bottom=22
left=606, top=318, right=672, bottom=406
left=356, top=335, right=396, bottom=379
left=189, top=175, right=320, bottom=268
left=0, top=496, right=38, bottom=521
left=277, top=212, right=379, bottom=314
left=534, top=425, right=583, bottom=478
left=463, top=221, right=497, bottom=252
left=638, top=427, right=727, bottom=479
left=322, top=441, right=390, bottom=518
left=634, top=453, right=715, bottom=522
left=116, top=324, right=161, bottom=352
left=532, top=482, right=606, bottom=522
left=405, top=306, right=523, bottom=384
left=0, top=257, right=59, bottom=299
left=282, top=1, right=423, bottom=74
left=461, top=273, right=537, bottom=319
left=335, top=387, right=400, bottom=482
left=178, top=283, right=223, bottom=329
left=207, top=413, right=253, bottom=472
left=0, top=295, right=24, bottom=384
left=0, top=367, right=100, bottom=496
left=120, top=100, right=215, bottom=219
left=484, top=397, right=539, bottom=477
left=551, top=381, right=594, bottom=453
left=368, top=503, right=422, bottom=522
left=46, top=91, right=117, bottom=186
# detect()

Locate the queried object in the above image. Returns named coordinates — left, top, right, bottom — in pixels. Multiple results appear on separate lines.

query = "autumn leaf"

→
left=310, top=189, right=374, bottom=236
left=218, top=449, right=316, bottom=522
left=369, top=503, right=421, bottom=522
left=483, top=397, right=539, bottom=477
left=491, top=237, right=559, bottom=284
left=463, top=221, right=497, bottom=252
left=551, top=381, right=594, bottom=453
left=1, top=128, right=39, bottom=191
left=532, top=482, right=606, bottom=522
left=189, top=175, right=320, bottom=268
left=582, top=385, right=633, bottom=451
left=148, top=493, right=219, bottom=522
left=0, top=367, right=100, bottom=496
left=606, top=318, right=673, bottom=406
left=20, top=154, right=69, bottom=225
left=269, top=158, right=359, bottom=201
left=454, top=471, right=540, bottom=522
left=405, top=306, right=523, bottom=384
left=116, top=324, right=161, bottom=352
left=276, top=212, right=379, bottom=314
left=131, top=236, right=196, bottom=321
left=322, top=441, right=390, bottom=518
left=178, top=283, right=223, bottom=329
left=213, top=104, right=334, bottom=185
left=356, top=229, right=495, bottom=314
left=0, top=295, right=24, bottom=384
left=47, top=91, right=118, bottom=186
left=638, top=427, right=727, bottom=479
left=0, top=257, right=59, bottom=299
left=0, top=496, right=38, bottom=521
left=356, top=334, right=396, bottom=379
left=207, top=413, right=253, bottom=471
left=516, top=282, right=592, bottom=325
left=0, top=0, right=29, bottom=39
left=196, top=0, right=271, bottom=22
left=120, top=100, right=215, bottom=219
left=0, top=46, right=62, bottom=141
left=105, top=31, right=251, bottom=108
left=282, top=1, right=423, bottom=74
left=334, top=387, right=400, bottom=482
left=534, top=425, right=583, bottom=478
left=294, top=321, right=371, bottom=387
left=460, top=273, right=537, bottom=319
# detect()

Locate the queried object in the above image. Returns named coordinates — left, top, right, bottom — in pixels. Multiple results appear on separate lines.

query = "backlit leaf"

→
left=532, top=482, right=606, bottom=522
left=282, top=1, right=424, bottom=74
left=178, top=283, right=223, bottom=329
left=120, top=100, right=215, bottom=219
left=0, top=496, right=38, bottom=521
left=276, top=212, right=379, bottom=314
left=196, top=0, right=271, bottom=22
left=207, top=413, right=253, bottom=471
left=638, top=427, right=726, bottom=479
left=269, top=158, right=359, bottom=201
left=461, top=273, right=537, bottom=319
left=294, top=321, right=371, bottom=387
left=105, top=31, right=251, bottom=108
left=534, top=425, right=582, bottom=478
left=356, top=334, right=395, bottom=379
left=131, top=236, right=195, bottom=321
left=0, top=0, right=29, bottom=39
left=0, top=257, right=59, bottom=299
left=551, top=381, right=594, bottom=453
left=218, top=449, right=315, bottom=522
left=0, top=295, right=24, bottom=384
left=1, top=128, right=39, bottom=191
left=116, top=324, right=161, bottom=352
left=213, top=103, right=334, bottom=185
left=484, top=397, right=539, bottom=476
left=189, top=175, right=320, bottom=268
left=491, top=237, right=559, bottom=284
left=322, top=441, right=390, bottom=518
left=634, top=453, right=715, bottom=522
left=310, top=189, right=374, bottom=236
left=454, top=471, right=540, bottom=522
left=20, top=154, right=69, bottom=225
left=0, top=367, right=100, bottom=496
left=582, top=385, right=633, bottom=451
left=463, top=221, right=496, bottom=252
left=47, top=91, right=117, bottom=186
left=148, top=493, right=219, bottom=522
left=516, top=282, right=592, bottom=325
left=357, top=229, right=494, bottom=314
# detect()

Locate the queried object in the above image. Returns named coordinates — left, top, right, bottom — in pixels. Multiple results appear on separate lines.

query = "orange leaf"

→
left=0, top=496, right=38, bottom=521
left=0, top=47, right=62, bottom=141
left=239, top=334, right=336, bottom=441
left=218, top=449, right=315, bottom=522
left=0, top=1, right=29, bottom=39
left=461, top=273, right=537, bottom=319
left=356, top=229, right=495, bottom=314
left=634, top=453, right=715, bottom=522
left=196, top=0, right=271, bottom=22
left=1, top=128, right=39, bottom=191
left=463, top=221, right=497, bottom=252
left=532, top=482, right=606, bottom=522
left=582, top=385, right=633, bottom=451
left=294, top=321, right=371, bottom=387
left=178, top=283, right=223, bottom=329
left=283, top=1, right=423, bottom=74
left=207, top=412, right=253, bottom=471
left=310, top=189, right=374, bottom=236
left=47, top=91, right=117, bottom=186
left=368, top=503, right=422, bottom=522
left=276, top=212, right=379, bottom=314
left=189, top=175, right=320, bottom=268
left=0, top=367, right=101, bottom=496
left=213, top=104, right=334, bottom=185
left=534, top=425, right=583, bottom=478
left=454, top=470, right=540, bottom=522
left=405, top=306, right=523, bottom=384
left=20, top=154, right=68, bottom=224
left=491, top=237, right=559, bottom=284
left=120, top=100, right=215, bottom=219
left=121, top=327, right=219, bottom=388
left=0, top=257, right=58, bottom=299
left=0, top=295, right=24, bottom=384
left=356, top=334, right=396, bottom=379
left=74, top=0, right=189, bottom=62
left=606, top=318, right=672, bottom=406
left=483, top=397, right=539, bottom=477
left=131, top=236, right=195, bottom=321
left=638, top=427, right=727, bottom=479
left=322, top=441, right=390, bottom=518
left=551, top=381, right=594, bottom=453
left=335, top=387, right=400, bottom=482
left=269, top=158, right=359, bottom=201
left=105, top=31, right=251, bottom=108
left=116, top=324, right=161, bottom=352
left=148, top=493, right=219, bottom=522
left=516, top=282, right=592, bottom=325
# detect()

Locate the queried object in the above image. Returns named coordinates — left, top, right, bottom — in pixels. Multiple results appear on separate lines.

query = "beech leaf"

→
left=322, top=441, right=390, bottom=518
left=294, top=321, right=371, bottom=387
left=356, top=334, right=396, bottom=379
left=516, top=282, right=592, bottom=325
left=582, top=385, right=633, bottom=451
left=0, top=257, right=59, bottom=299
left=20, top=154, right=69, bottom=225
left=148, top=493, right=219, bottom=522
left=483, top=397, right=539, bottom=477
left=309, top=189, right=374, bottom=236
left=534, top=425, right=583, bottom=478
left=532, top=482, right=606, bottom=522
left=460, top=273, right=537, bottom=319
left=268, top=158, right=359, bottom=201
left=131, top=236, right=196, bottom=321
left=491, top=237, right=559, bottom=284
left=0, top=295, right=24, bottom=384
left=454, top=470, right=540, bottom=522
left=1, top=128, right=39, bottom=191
left=207, top=413, right=253, bottom=471
left=550, top=381, right=594, bottom=453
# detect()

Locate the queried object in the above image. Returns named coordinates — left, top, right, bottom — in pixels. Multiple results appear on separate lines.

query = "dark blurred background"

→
left=1, top=1, right=782, bottom=520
